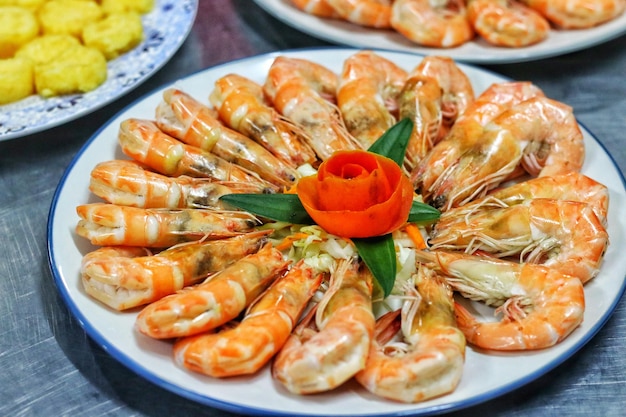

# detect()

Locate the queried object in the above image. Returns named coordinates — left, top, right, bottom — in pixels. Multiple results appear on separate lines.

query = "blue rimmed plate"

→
left=47, top=48, right=626, bottom=417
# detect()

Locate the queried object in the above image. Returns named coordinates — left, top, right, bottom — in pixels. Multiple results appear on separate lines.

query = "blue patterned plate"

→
left=0, top=0, right=198, bottom=141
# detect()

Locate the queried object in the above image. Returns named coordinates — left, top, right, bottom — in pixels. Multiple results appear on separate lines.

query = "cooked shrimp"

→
left=415, top=250, right=585, bottom=351
left=411, top=117, right=522, bottom=210
left=173, top=260, right=324, bottom=377
left=292, top=0, right=340, bottom=17
left=80, top=231, right=270, bottom=310
left=89, top=159, right=267, bottom=209
left=135, top=244, right=290, bottom=339
left=337, top=50, right=408, bottom=148
left=209, top=73, right=317, bottom=167
left=326, top=0, right=393, bottom=28
left=155, top=88, right=299, bottom=188
left=412, top=56, right=475, bottom=126
left=75, top=203, right=260, bottom=247
left=467, top=0, right=550, bottom=47
left=456, top=81, right=545, bottom=127
left=520, top=0, right=625, bottom=28
left=501, top=96, right=585, bottom=178
left=413, top=96, right=584, bottom=210
left=448, top=171, right=609, bottom=227
left=355, top=267, right=465, bottom=403
left=399, top=75, right=444, bottom=168
left=272, top=258, right=376, bottom=394
left=118, top=118, right=278, bottom=193
left=429, top=198, right=609, bottom=283
left=409, top=81, right=543, bottom=201
left=401, top=56, right=475, bottom=168
left=264, top=56, right=361, bottom=161
left=391, top=0, right=475, bottom=48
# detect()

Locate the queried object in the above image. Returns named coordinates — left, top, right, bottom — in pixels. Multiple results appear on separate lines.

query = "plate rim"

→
left=252, top=0, right=626, bottom=64
left=0, top=0, right=199, bottom=142
left=46, top=46, right=626, bottom=417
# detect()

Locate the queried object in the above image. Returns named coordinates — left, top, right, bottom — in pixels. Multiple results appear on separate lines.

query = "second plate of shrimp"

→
left=253, top=0, right=626, bottom=63
left=48, top=48, right=626, bottom=417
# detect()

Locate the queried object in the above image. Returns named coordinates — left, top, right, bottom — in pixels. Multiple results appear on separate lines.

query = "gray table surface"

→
left=2, top=1, right=625, bottom=416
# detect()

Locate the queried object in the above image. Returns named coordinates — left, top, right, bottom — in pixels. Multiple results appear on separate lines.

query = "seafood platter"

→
left=48, top=48, right=626, bottom=416
left=253, top=0, right=626, bottom=63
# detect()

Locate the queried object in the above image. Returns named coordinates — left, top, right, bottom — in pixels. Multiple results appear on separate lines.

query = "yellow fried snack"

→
left=0, top=0, right=46, bottom=11
left=34, top=43, right=107, bottom=97
left=15, top=34, right=80, bottom=65
left=82, top=12, right=143, bottom=60
left=100, top=0, right=154, bottom=15
left=0, top=56, right=34, bottom=104
left=37, top=0, right=103, bottom=38
left=0, top=6, right=39, bottom=58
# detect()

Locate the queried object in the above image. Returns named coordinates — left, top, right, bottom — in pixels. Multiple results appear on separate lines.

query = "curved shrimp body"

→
left=272, top=258, right=376, bottom=394
left=355, top=268, right=465, bottom=403
left=75, top=203, right=260, bottom=247
left=292, top=0, right=340, bottom=17
left=413, top=118, right=523, bottom=210
left=401, top=56, right=475, bottom=168
left=264, top=56, right=361, bottom=161
left=326, top=0, right=393, bottom=28
left=80, top=231, right=270, bottom=310
left=412, top=56, right=475, bottom=126
left=89, top=159, right=266, bottom=210
left=467, top=0, right=550, bottom=47
left=457, top=81, right=546, bottom=128
left=494, top=96, right=585, bottom=178
left=520, top=0, right=625, bottom=28
left=118, top=118, right=278, bottom=193
left=209, top=74, right=317, bottom=168
left=155, top=88, right=299, bottom=188
left=415, top=250, right=585, bottom=351
left=391, top=0, right=475, bottom=48
left=454, top=171, right=609, bottom=227
left=413, top=95, right=583, bottom=210
left=399, top=75, right=445, bottom=169
left=429, top=198, right=609, bottom=283
left=173, top=261, right=324, bottom=377
left=409, top=82, right=544, bottom=206
left=337, top=50, right=408, bottom=148
left=135, top=244, right=290, bottom=339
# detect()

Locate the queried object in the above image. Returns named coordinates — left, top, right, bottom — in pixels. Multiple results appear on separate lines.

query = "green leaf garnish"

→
left=367, top=118, right=413, bottom=166
left=220, top=193, right=313, bottom=224
left=408, top=201, right=440, bottom=224
left=219, top=119, right=435, bottom=298
left=353, top=234, right=396, bottom=298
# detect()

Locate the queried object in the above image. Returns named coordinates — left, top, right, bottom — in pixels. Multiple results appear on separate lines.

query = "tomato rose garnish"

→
left=296, top=150, right=414, bottom=238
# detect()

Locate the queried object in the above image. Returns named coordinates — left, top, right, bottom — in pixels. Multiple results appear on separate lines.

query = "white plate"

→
left=47, top=48, right=626, bottom=416
left=253, top=0, right=626, bottom=64
left=0, top=0, right=198, bottom=142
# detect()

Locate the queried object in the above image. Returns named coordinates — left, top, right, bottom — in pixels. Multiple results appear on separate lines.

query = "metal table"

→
left=2, top=1, right=625, bottom=416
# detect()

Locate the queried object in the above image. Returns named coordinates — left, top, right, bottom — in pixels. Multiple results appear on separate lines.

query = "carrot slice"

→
left=297, top=150, right=413, bottom=238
